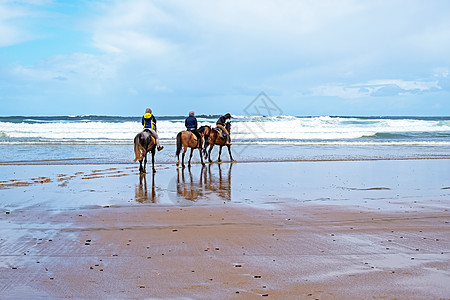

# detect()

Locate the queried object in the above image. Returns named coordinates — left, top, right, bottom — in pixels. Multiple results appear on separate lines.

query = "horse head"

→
left=225, top=121, right=231, bottom=134
left=198, top=125, right=211, bottom=137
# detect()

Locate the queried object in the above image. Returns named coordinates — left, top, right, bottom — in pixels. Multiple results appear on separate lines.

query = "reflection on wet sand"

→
left=177, top=164, right=232, bottom=201
left=135, top=173, right=157, bottom=203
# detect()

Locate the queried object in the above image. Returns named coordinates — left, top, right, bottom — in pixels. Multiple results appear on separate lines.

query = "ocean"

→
left=0, top=115, right=449, bottom=164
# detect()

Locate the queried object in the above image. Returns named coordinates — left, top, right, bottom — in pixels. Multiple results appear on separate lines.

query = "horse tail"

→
left=133, top=134, right=142, bottom=162
left=176, top=132, right=182, bottom=156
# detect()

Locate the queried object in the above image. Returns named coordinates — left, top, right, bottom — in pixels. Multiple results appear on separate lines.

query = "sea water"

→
left=0, top=115, right=449, bottom=164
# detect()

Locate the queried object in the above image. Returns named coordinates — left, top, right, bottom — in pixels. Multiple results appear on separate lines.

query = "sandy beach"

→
left=1, top=159, right=450, bottom=299
left=2, top=0, right=450, bottom=297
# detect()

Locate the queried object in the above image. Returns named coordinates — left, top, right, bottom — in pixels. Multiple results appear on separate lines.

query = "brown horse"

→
left=201, top=125, right=212, bottom=156
left=134, top=129, right=156, bottom=173
left=176, top=126, right=207, bottom=168
left=205, top=122, right=234, bottom=163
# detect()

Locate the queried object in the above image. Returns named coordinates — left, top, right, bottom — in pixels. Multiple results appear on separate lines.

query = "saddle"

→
left=214, top=127, right=230, bottom=145
left=188, top=130, right=202, bottom=148
left=143, top=129, right=156, bottom=148
left=214, top=127, right=227, bottom=140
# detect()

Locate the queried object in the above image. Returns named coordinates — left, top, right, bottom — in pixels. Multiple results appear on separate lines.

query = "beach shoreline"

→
left=1, top=152, right=450, bottom=166
left=1, top=159, right=449, bottom=299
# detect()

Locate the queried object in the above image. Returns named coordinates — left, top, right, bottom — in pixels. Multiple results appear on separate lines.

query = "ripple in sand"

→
left=347, top=187, right=391, bottom=191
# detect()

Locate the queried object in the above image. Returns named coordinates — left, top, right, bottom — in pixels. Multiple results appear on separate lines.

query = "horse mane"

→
left=225, top=122, right=231, bottom=133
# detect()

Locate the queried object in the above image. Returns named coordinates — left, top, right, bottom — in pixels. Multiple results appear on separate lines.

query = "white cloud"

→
left=180, top=0, right=364, bottom=37
left=3, top=0, right=450, bottom=115
left=433, top=67, right=449, bottom=78
left=88, top=0, right=177, bottom=58
left=87, top=0, right=366, bottom=60
left=312, top=85, right=366, bottom=99
left=0, top=3, right=33, bottom=46
left=12, top=53, right=117, bottom=81
left=312, top=79, right=441, bottom=98
left=92, top=30, right=174, bottom=56
left=0, top=1, right=55, bottom=46
left=362, top=80, right=439, bottom=93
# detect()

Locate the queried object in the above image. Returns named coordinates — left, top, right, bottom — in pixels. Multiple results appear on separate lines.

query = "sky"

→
left=1, top=0, right=450, bottom=116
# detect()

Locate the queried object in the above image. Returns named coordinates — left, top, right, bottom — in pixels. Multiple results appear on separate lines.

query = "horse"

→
left=201, top=125, right=212, bottom=156
left=205, top=122, right=234, bottom=163
left=134, top=129, right=156, bottom=173
left=176, top=126, right=207, bottom=168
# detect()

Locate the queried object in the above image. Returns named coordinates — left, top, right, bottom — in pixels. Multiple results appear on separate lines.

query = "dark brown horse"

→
left=201, top=125, right=212, bottom=156
left=176, top=126, right=207, bottom=168
left=205, top=122, right=234, bottom=163
left=134, top=129, right=156, bottom=173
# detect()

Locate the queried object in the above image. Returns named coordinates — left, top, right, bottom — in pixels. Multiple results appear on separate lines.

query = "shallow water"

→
left=1, top=143, right=450, bottom=165
left=1, top=160, right=449, bottom=212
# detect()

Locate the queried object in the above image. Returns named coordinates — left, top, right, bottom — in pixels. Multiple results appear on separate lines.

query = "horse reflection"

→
left=177, top=164, right=232, bottom=201
left=135, top=173, right=157, bottom=203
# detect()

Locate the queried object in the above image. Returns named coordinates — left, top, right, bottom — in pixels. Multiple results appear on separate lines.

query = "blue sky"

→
left=1, top=0, right=450, bottom=116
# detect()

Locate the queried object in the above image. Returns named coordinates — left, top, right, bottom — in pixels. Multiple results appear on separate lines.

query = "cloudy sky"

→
left=1, top=0, right=450, bottom=116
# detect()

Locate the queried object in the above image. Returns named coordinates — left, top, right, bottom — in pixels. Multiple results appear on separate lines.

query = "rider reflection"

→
left=177, top=164, right=232, bottom=201
left=135, top=173, right=157, bottom=203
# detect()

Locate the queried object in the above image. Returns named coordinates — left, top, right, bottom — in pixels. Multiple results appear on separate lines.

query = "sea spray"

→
left=1, top=115, right=449, bottom=146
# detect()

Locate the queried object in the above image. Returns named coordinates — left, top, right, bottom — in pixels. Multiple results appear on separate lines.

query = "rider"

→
left=185, top=111, right=202, bottom=148
left=216, top=113, right=231, bottom=145
left=142, top=108, right=164, bottom=151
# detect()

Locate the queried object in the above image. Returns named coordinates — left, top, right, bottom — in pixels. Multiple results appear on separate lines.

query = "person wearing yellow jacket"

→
left=141, top=108, right=164, bottom=151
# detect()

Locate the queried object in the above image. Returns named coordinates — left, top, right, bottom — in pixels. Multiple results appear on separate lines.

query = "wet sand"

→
left=1, top=160, right=450, bottom=299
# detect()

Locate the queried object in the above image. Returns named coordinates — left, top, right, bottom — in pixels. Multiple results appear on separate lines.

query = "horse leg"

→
left=143, top=152, right=147, bottom=173
left=218, top=146, right=223, bottom=163
left=139, top=160, right=144, bottom=173
left=199, top=146, right=205, bottom=166
left=176, top=132, right=182, bottom=167
left=152, top=149, right=156, bottom=173
left=203, top=137, right=209, bottom=158
left=208, top=144, right=214, bottom=163
left=204, top=144, right=209, bottom=159
left=181, top=147, right=187, bottom=168
left=188, top=148, right=194, bottom=167
left=227, top=145, right=235, bottom=162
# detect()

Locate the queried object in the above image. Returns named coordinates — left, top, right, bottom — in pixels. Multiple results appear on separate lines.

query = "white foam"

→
left=0, top=117, right=449, bottom=144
